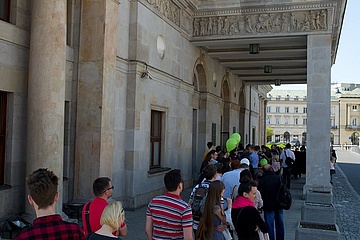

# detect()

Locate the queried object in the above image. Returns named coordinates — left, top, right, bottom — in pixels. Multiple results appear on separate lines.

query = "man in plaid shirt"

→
left=15, top=168, right=84, bottom=240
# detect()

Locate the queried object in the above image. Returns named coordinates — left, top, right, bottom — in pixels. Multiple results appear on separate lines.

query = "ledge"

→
left=0, top=184, right=12, bottom=191
left=148, top=167, right=171, bottom=177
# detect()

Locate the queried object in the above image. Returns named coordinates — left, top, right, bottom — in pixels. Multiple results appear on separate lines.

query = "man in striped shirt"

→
left=145, top=169, right=193, bottom=240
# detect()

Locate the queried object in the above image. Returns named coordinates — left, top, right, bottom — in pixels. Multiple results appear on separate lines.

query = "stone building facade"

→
left=0, top=0, right=346, bottom=229
left=267, top=84, right=360, bottom=146
left=266, top=90, right=308, bottom=144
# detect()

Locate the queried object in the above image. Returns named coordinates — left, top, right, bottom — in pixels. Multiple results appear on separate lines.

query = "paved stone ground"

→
left=332, top=149, right=360, bottom=240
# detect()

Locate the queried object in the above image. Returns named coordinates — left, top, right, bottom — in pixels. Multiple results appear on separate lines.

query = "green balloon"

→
left=231, top=133, right=241, bottom=144
left=226, top=138, right=237, bottom=152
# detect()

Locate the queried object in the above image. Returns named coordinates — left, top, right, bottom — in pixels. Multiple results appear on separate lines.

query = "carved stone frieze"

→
left=193, top=9, right=328, bottom=37
left=146, top=0, right=180, bottom=26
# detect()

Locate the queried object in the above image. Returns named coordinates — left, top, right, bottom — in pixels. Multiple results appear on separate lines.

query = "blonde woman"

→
left=86, top=201, right=127, bottom=239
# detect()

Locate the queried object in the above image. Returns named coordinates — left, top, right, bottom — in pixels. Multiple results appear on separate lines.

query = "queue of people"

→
left=15, top=141, right=304, bottom=240
left=185, top=141, right=298, bottom=240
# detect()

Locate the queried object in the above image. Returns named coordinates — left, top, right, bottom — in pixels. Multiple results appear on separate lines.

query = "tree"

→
left=266, top=127, right=274, bottom=142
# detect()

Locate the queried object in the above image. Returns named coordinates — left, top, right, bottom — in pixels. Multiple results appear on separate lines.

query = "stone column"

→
left=305, top=34, right=332, bottom=191
left=300, top=34, right=339, bottom=230
left=74, top=0, right=119, bottom=200
left=26, top=0, right=66, bottom=214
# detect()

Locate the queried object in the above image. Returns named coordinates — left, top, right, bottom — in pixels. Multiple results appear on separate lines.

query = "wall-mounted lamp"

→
left=275, top=79, right=281, bottom=86
left=264, top=65, right=272, bottom=73
left=249, top=44, right=260, bottom=54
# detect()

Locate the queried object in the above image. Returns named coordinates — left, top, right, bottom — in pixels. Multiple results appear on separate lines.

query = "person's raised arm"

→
left=145, top=215, right=153, bottom=240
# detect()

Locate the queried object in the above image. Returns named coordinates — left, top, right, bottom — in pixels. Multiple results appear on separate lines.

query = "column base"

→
left=301, top=202, right=335, bottom=224
left=303, top=186, right=333, bottom=205
left=295, top=221, right=341, bottom=240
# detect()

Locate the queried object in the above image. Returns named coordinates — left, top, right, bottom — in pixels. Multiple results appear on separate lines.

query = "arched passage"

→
left=192, top=57, right=208, bottom=180
left=238, top=83, right=246, bottom=145
left=221, top=75, right=230, bottom=150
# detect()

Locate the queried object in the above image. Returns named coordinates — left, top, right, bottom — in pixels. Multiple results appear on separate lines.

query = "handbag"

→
left=224, top=208, right=235, bottom=231
left=222, top=228, right=233, bottom=240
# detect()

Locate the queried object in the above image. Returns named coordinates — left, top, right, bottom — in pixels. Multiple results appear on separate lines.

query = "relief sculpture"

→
left=192, top=9, right=328, bottom=37
left=147, top=0, right=180, bottom=26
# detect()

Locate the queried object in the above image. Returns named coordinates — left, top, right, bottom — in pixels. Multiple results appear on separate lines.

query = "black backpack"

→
left=277, top=176, right=292, bottom=210
left=190, top=185, right=208, bottom=221
left=284, top=150, right=295, bottom=168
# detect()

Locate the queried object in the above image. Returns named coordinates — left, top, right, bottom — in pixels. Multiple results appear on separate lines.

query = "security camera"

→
left=147, top=70, right=154, bottom=79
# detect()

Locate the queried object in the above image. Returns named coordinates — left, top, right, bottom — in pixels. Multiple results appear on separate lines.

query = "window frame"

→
left=0, top=92, right=7, bottom=185
left=150, top=110, right=162, bottom=169
left=285, top=107, right=289, bottom=113
left=0, top=0, right=11, bottom=22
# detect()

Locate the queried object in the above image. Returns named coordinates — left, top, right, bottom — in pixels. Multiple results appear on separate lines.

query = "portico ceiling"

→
left=187, top=0, right=347, bottom=86
left=191, top=35, right=308, bottom=86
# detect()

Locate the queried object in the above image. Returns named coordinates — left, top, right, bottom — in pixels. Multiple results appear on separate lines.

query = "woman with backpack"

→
left=196, top=180, right=232, bottom=240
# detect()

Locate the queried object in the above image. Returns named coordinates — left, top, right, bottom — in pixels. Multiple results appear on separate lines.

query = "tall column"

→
left=74, top=0, right=119, bottom=200
left=300, top=34, right=339, bottom=228
left=305, top=34, right=332, bottom=190
left=26, top=0, right=66, bottom=214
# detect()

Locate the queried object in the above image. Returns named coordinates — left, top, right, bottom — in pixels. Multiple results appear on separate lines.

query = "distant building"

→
left=266, top=90, right=307, bottom=145
left=267, top=84, right=360, bottom=146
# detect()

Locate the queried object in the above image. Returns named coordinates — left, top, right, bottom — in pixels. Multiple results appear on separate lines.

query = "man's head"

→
left=203, top=164, right=217, bottom=180
left=93, top=177, right=113, bottom=199
left=164, top=169, right=183, bottom=192
left=246, top=144, right=254, bottom=153
left=286, top=143, right=291, bottom=149
left=207, top=142, right=214, bottom=150
left=240, top=158, right=250, bottom=169
left=27, top=168, right=59, bottom=210
left=263, top=164, right=273, bottom=173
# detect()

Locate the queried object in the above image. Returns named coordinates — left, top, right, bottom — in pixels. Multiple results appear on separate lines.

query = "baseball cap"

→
left=260, top=158, right=268, bottom=167
left=240, top=158, right=250, bottom=166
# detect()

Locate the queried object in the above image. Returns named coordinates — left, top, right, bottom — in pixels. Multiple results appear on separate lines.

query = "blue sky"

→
left=274, top=0, right=359, bottom=90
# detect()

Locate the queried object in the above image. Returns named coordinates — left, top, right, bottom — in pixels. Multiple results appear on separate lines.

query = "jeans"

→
left=264, top=210, right=284, bottom=240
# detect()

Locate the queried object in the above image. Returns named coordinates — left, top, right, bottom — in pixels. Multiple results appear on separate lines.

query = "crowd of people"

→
left=15, top=141, right=335, bottom=240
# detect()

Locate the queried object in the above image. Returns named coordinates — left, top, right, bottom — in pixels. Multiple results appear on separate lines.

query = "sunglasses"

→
left=103, top=186, right=114, bottom=193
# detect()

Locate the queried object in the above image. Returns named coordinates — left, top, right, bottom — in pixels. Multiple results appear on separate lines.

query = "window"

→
left=0, top=0, right=10, bottom=22
left=275, top=107, right=280, bottom=113
left=353, top=105, right=358, bottom=111
left=0, top=92, right=7, bottom=185
left=303, top=118, right=307, bottom=125
left=352, top=118, right=357, bottom=126
left=275, top=135, right=280, bottom=142
left=266, top=106, right=271, bottom=113
left=285, top=107, right=289, bottom=113
left=285, top=118, right=289, bottom=124
left=294, top=118, right=298, bottom=125
left=150, top=110, right=163, bottom=168
left=294, top=107, right=298, bottom=113
left=303, top=107, right=307, bottom=113
left=233, top=127, right=236, bottom=134
left=212, top=123, right=216, bottom=145
left=266, top=117, right=270, bottom=124
left=275, top=118, right=280, bottom=125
